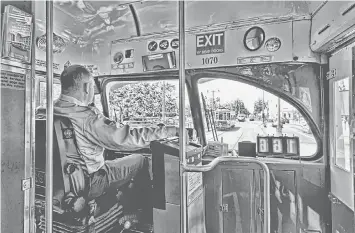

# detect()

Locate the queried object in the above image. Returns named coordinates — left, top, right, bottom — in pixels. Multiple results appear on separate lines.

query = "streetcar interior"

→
left=1, top=1, right=355, bottom=233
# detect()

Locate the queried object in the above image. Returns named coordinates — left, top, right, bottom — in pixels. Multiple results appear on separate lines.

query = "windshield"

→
left=199, top=78, right=317, bottom=157
left=107, top=80, right=192, bottom=129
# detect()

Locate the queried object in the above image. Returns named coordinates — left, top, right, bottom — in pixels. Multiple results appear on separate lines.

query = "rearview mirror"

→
left=243, top=26, right=265, bottom=51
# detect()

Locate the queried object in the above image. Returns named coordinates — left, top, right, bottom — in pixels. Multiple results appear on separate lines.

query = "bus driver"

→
left=53, top=65, right=179, bottom=218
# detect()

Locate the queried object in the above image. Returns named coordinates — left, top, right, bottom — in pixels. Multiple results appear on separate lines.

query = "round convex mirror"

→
left=243, top=27, right=265, bottom=51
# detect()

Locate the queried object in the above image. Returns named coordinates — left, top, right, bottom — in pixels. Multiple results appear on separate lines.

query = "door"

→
left=328, top=44, right=354, bottom=233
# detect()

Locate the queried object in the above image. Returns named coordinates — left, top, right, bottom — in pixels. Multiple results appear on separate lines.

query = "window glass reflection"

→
left=334, top=77, right=350, bottom=171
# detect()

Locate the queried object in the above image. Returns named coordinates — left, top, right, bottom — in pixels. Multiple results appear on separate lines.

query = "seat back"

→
left=35, top=119, right=65, bottom=205
left=35, top=116, right=89, bottom=207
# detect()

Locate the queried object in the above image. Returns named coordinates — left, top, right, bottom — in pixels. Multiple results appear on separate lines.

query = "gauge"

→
left=113, top=52, right=124, bottom=64
left=265, top=37, right=281, bottom=52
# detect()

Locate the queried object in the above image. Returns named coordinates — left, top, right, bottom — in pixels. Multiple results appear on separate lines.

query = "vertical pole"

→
left=29, top=3, right=37, bottom=233
left=45, top=1, right=54, bottom=233
left=262, top=90, right=265, bottom=124
left=277, top=97, right=282, bottom=133
left=162, top=81, right=166, bottom=123
left=212, top=91, right=215, bottom=111
left=178, top=1, right=187, bottom=233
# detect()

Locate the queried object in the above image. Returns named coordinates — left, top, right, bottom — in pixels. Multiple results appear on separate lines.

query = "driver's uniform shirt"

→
left=54, top=95, right=178, bottom=174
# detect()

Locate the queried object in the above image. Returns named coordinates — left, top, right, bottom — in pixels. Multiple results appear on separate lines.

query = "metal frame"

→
left=45, top=1, right=54, bottom=233
left=28, top=2, right=36, bottom=232
left=182, top=157, right=271, bottom=233
left=177, top=3, right=270, bottom=232
left=178, top=1, right=188, bottom=233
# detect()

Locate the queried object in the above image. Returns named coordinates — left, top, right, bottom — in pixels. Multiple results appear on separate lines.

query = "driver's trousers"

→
left=88, top=154, right=152, bottom=212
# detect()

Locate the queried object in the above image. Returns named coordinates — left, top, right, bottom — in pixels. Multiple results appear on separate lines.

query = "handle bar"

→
left=181, top=156, right=270, bottom=233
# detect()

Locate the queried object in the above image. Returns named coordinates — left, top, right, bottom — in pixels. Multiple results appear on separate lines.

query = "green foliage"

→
left=109, top=82, right=178, bottom=119
left=253, top=98, right=268, bottom=115
left=219, top=99, right=250, bottom=115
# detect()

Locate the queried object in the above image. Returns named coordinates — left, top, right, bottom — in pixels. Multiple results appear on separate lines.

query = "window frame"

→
left=330, top=76, right=351, bottom=172
left=35, top=76, right=61, bottom=108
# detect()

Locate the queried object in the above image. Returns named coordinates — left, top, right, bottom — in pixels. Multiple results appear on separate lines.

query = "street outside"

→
left=206, top=120, right=317, bottom=157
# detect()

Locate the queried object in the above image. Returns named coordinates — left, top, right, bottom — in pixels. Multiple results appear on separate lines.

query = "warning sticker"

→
left=196, top=31, right=225, bottom=55
left=1, top=70, right=25, bottom=90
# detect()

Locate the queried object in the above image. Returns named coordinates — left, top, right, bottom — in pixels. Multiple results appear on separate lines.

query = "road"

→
left=205, top=121, right=317, bottom=156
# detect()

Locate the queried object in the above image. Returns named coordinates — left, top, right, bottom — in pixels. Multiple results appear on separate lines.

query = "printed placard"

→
left=196, top=31, right=225, bottom=55
left=1, top=70, right=25, bottom=90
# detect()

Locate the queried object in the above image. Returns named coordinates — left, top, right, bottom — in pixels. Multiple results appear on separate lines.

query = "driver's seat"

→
left=35, top=116, right=126, bottom=233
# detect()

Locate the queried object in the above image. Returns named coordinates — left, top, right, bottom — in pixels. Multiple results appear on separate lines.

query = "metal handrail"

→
left=182, top=156, right=270, bottom=233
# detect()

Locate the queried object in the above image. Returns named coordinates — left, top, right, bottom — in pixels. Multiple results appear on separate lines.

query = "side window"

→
left=94, top=94, right=103, bottom=113
left=333, top=77, right=350, bottom=171
left=38, top=81, right=61, bottom=108
left=198, top=78, right=318, bottom=157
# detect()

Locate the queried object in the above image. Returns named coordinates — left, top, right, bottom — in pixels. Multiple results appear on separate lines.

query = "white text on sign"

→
left=196, top=32, right=225, bottom=55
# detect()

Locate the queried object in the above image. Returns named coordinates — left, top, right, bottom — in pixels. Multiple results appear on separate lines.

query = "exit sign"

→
left=196, top=31, right=225, bottom=55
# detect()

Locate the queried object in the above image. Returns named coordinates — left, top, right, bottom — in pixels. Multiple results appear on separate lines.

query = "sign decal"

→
left=113, top=52, right=124, bottom=64
left=35, top=59, right=60, bottom=71
left=148, top=41, right=158, bottom=52
left=159, top=40, right=169, bottom=50
left=237, top=55, right=272, bottom=64
left=170, top=38, right=179, bottom=49
left=125, top=49, right=134, bottom=58
left=64, top=60, right=71, bottom=69
left=111, top=62, right=134, bottom=70
left=196, top=31, right=225, bottom=55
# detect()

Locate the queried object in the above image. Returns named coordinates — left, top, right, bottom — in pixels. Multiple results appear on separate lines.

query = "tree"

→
left=230, top=99, right=248, bottom=115
left=253, top=98, right=268, bottom=115
left=218, top=99, right=250, bottom=115
left=109, top=82, right=178, bottom=119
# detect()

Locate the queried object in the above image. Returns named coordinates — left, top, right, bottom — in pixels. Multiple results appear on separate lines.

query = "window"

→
left=333, top=77, right=350, bottom=171
left=199, top=78, right=317, bottom=157
left=38, top=81, right=61, bottom=108
left=107, top=80, right=192, bottom=128
left=94, top=94, right=103, bottom=112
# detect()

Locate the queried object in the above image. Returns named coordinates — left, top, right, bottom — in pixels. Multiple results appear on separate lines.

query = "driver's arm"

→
left=84, top=113, right=177, bottom=151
